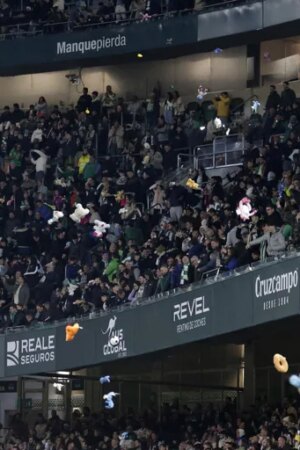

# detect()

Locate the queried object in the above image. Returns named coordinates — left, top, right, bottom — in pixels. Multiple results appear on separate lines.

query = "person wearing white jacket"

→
left=30, top=149, right=48, bottom=182
left=31, top=125, right=43, bottom=143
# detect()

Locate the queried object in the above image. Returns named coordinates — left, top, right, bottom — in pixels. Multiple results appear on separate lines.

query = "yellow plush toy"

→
left=186, top=178, right=200, bottom=190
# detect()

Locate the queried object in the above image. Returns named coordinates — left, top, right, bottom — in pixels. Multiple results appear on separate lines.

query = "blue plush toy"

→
left=103, top=392, right=119, bottom=409
left=99, top=376, right=111, bottom=384
left=289, top=374, right=300, bottom=389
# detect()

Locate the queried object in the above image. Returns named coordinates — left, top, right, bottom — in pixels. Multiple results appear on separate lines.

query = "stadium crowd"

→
left=5, top=398, right=300, bottom=450
left=0, top=0, right=245, bottom=37
left=0, top=80, right=298, bottom=328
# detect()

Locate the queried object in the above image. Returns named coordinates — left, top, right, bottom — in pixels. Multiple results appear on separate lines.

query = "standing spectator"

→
left=213, top=92, right=231, bottom=126
left=163, top=92, right=174, bottom=125
left=173, top=90, right=185, bottom=118
left=101, top=85, right=117, bottom=117
left=167, top=183, right=187, bottom=222
left=35, top=96, right=48, bottom=118
left=77, top=87, right=92, bottom=113
left=265, top=85, right=281, bottom=110
left=30, top=149, right=48, bottom=182
left=115, top=0, right=127, bottom=20
left=281, top=81, right=296, bottom=109
left=247, top=222, right=286, bottom=260
left=108, top=121, right=124, bottom=155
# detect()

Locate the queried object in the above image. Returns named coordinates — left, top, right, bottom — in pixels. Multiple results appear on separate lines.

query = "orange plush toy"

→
left=65, top=323, right=82, bottom=342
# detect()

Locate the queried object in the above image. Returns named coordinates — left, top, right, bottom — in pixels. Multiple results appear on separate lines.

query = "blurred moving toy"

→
left=197, top=85, right=208, bottom=101
left=48, top=210, right=64, bottom=225
left=67, top=283, right=79, bottom=296
left=99, top=376, right=111, bottom=384
left=65, top=323, right=83, bottom=342
left=70, top=203, right=89, bottom=223
left=273, top=353, right=289, bottom=373
left=110, top=336, right=120, bottom=346
left=289, top=374, right=300, bottom=389
left=236, top=197, right=257, bottom=221
left=186, top=178, right=200, bottom=190
left=103, top=391, right=119, bottom=409
left=93, top=220, right=110, bottom=238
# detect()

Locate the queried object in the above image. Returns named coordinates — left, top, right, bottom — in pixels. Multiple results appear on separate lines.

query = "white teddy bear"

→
left=93, top=220, right=110, bottom=238
left=48, top=211, right=64, bottom=225
left=70, top=203, right=90, bottom=223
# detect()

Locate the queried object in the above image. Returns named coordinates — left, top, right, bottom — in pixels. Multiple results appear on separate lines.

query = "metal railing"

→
left=194, top=133, right=245, bottom=170
left=0, top=0, right=251, bottom=41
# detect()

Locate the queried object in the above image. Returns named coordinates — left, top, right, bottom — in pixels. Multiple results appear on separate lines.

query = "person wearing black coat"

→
left=265, top=85, right=281, bottom=110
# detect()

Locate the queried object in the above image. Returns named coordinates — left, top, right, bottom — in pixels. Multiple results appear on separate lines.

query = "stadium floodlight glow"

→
left=137, top=53, right=144, bottom=58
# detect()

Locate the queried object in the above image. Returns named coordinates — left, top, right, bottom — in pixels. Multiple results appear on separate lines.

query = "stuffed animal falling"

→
left=65, top=323, right=83, bottom=342
left=67, top=283, right=79, bottom=296
left=289, top=374, right=300, bottom=390
left=236, top=197, right=257, bottom=221
left=48, top=211, right=64, bottom=225
left=99, top=375, right=111, bottom=384
left=103, top=392, right=119, bottom=409
left=69, top=203, right=90, bottom=223
left=186, top=178, right=200, bottom=190
left=93, top=220, right=110, bottom=238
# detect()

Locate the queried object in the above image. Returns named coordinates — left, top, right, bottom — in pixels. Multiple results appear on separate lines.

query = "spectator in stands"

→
left=108, top=121, right=124, bottom=155
left=130, top=0, right=146, bottom=18
left=281, top=81, right=296, bottom=109
left=265, top=85, right=281, bottom=110
left=30, top=149, right=48, bottom=182
left=77, top=87, right=92, bottom=113
left=102, top=85, right=117, bottom=117
left=247, top=222, right=286, bottom=260
left=213, top=92, right=231, bottom=126
left=155, top=264, right=170, bottom=294
left=115, top=0, right=127, bottom=20
left=35, top=96, right=48, bottom=118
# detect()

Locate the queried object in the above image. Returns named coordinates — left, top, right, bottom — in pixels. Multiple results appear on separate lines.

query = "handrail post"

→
left=177, top=154, right=181, bottom=170
left=213, top=139, right=216, bottom=169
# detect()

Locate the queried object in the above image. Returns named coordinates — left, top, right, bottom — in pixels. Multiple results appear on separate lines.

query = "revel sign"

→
left=6, top=335, right=55, bottom=368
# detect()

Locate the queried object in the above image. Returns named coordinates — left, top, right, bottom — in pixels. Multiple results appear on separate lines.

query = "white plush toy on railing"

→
left=236, top=197, right=257, bottom=222
left=93, top=220, right=110, bottom=238
left=70, top=203, right=90, bottom=223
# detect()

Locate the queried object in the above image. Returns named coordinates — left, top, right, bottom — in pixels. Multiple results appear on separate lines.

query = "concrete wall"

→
left=0, top=46, right=248, bottom=108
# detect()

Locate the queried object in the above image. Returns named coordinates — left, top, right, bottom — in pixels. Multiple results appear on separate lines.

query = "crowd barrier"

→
left=0, top=253, right=299, bottom=377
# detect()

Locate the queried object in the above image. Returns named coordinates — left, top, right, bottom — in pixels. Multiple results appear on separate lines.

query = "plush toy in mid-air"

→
left=186, top=178, right=200, bottom=190
left=236, top=197, right=257, bottom=221
left=289, top=374, right=300, bottom=389
left=70, top=203, right=90, bottom=223
left=99, top=376, right=111, bottom=384
left=48, top=211, right=64, bottom=225
left=67, top=283, right=79, bottom=296
left=93, top=220, right=110, bottom=238
left=65, top=323, right=83, bottom=342
left=103, top=392, right=119, bottom=409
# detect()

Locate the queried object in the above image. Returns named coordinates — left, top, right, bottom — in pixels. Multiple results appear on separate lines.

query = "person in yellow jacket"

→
left=77, top=148, right=91, bottom=175
left=213, top=92, right=231, bottom=126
